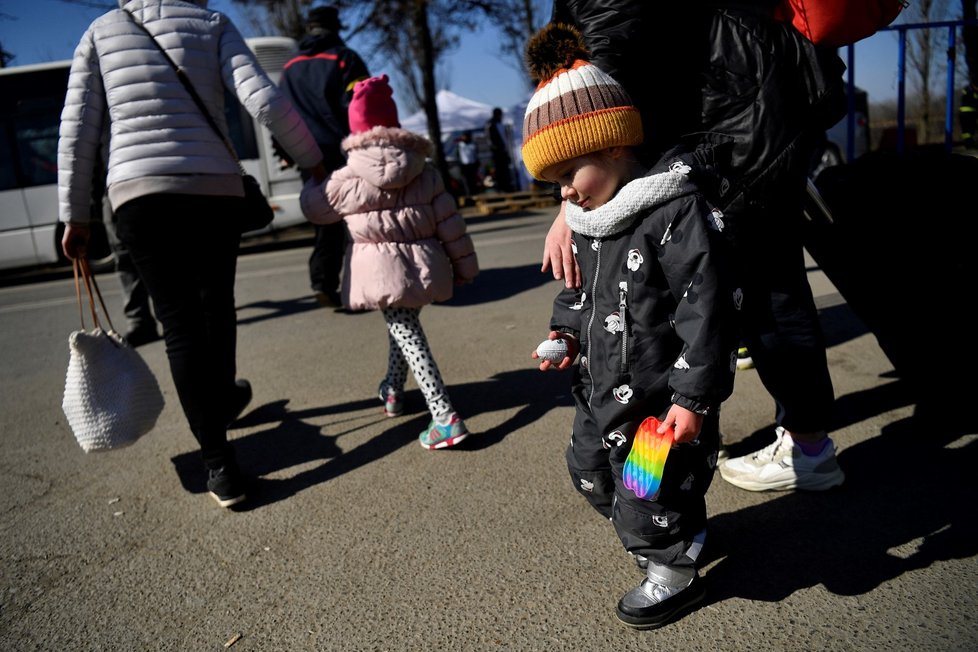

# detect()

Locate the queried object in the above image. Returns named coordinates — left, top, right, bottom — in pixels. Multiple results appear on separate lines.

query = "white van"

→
left=0, top=36, right=306, bottom=273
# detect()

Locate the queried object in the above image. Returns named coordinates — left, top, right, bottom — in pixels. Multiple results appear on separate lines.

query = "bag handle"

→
left=122, top=8, right=245, bottom=173
left=73, top=257, right=116, bottom=334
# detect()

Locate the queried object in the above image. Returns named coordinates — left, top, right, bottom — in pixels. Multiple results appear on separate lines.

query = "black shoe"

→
left=123, top=324, right=162, bottom=348
left=616, top=574, right=706, bottom=629
left=313, top=289, right=341, bottom=308
left=227, top=379, right=253, bottom=427
left=206, top=463, right=246, bottom=508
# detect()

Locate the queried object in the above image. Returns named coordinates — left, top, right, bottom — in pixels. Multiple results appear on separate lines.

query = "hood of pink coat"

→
left=341, top=126, right=432, bottom=190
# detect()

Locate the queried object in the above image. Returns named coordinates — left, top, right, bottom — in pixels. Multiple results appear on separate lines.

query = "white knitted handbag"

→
left=62, top=258, right=164, bottom=453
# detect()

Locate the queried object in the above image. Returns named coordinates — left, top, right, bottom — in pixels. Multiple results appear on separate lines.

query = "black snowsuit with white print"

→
left=551, top=147, right=739, bottom=575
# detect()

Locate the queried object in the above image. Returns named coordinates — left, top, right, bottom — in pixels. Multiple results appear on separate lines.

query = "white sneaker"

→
left=718, top=427, right=844, bottom=491
left=716, top=446, right=729, bottom=464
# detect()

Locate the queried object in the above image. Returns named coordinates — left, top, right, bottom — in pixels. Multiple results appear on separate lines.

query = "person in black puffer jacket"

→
left=543, top=0, right=848, bottom=494
left=526, top=24, right=740, bottom=630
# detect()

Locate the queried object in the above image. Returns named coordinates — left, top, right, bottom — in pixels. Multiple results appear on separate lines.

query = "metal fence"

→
left=839, top=18, right=978, bottom=157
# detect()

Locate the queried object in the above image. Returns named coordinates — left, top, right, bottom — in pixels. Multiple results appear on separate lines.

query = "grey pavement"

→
left=0, top=206, right=975, bottom=651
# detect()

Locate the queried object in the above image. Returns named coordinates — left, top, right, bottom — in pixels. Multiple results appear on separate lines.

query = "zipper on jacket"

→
left=585, top=240, right=601, bottom=407
left=660, top=215, right=680, bottom=246
left=618, top=280, right=629, bottom=375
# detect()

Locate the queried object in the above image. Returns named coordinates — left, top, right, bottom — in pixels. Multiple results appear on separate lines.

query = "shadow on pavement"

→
left=443, top=264, right=556, bottom=306
left=235, top=295, right=324, bottom=326
left=230, top=263, right=554, bottom=328
left=818, top=301, right=870, bottom=349
left=723, top=378, right=916, bottom=459
left=450, top=368, right=574, bottom=450
left=704, top=382, right=977, bottom=603
left=170, top=368, right=574, bottom=509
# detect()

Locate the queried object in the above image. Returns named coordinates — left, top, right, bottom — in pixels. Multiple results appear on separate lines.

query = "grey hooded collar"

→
left=564, top=162, right=691, bottom=239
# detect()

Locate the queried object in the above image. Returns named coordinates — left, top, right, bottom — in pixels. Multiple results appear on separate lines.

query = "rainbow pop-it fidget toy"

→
left=622, top=416, right=674, bottom=500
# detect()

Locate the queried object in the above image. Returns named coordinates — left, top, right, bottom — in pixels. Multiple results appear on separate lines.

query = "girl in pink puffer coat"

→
left=300, top=75, right=479, bottom=450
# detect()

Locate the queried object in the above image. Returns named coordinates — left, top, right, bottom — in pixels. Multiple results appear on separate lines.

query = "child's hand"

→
left=658, top=405, right=704, bottom=444
left=531, top=331, right=579, bottom=371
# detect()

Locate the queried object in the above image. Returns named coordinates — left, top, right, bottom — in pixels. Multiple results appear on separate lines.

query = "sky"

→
left=0, top=0, right=532, bottom=111
left=0, top=0, right=965, bottom=112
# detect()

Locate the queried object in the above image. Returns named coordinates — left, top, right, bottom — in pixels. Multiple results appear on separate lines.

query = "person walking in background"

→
left=301, top=75, right=479, bottom=450
left=91, top=156, right=161, bottom=348
left=542, top=2, right=847, bottom=493
left=525, top=25, right=739, bottom=629
left=456, top=131, right=480, bottom=196
left=485, top=107, right=514, bottom=192
left=278, top=5, right=370, bottom=309
left=58, top=0, right=325, bottom=508
left=102, top=198, right=161, bottom=348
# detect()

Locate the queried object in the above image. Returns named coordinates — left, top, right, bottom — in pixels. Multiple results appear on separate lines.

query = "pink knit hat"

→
left=348, top=74, right=400, bottom=134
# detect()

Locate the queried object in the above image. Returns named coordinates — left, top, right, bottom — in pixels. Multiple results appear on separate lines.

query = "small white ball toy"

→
left=536, top=338, right=569, bottom=363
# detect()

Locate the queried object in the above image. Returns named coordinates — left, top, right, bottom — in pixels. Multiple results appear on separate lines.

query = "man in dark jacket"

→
left=485, top=107, right=515, bottom=192
left=545, top=1, right=847, bottom=493
left=280, top=5, right=369, bottom=307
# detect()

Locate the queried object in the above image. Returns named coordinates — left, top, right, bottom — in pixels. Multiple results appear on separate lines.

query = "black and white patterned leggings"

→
left=381, top=307, right=454, bottom=423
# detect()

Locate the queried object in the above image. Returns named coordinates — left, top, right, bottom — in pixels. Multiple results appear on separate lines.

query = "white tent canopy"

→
left=400, top=89, right=512, bottom=136
left=400, top=89, right=531, bottom=190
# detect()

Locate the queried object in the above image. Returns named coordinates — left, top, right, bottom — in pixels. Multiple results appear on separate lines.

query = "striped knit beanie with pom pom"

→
left=521, top=23, right=643, bottom=180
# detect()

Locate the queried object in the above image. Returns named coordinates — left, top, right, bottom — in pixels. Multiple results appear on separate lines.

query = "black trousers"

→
left=307, top=146, right=349, bottom=295
left=737, top=204, right=835, bottom=434
left=566, top=412, right=719, bottom=574
left=731, top=133, right=836, bottom=435
left=102, top=197, right=156, bottom=332
left=309, top=221, right=346, bottom=295
left=491, top=154, right=514, bottom=192
left=115, top=194, right=241, bottom=469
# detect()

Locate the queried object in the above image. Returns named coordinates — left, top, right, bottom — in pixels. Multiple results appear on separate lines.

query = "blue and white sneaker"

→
left=419, top=413, right=469, bottom=449
left=378, top=383, right=403, bottom=418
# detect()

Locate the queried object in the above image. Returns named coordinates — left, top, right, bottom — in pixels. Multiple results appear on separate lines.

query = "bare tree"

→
left=332, top=1, right=498, bottom=181
left=963, top=0, right=977, bottom=86
left=0, top=43, right=13, bottom=68
left=0, top=11, right=15, bottom=68
left=905, top=0, right=951, bottom=142
left=494, top=0, right=548, bottom=92
left=231, top=0, right=321, bottom=39
left=230, top=1, right=516, bottom=179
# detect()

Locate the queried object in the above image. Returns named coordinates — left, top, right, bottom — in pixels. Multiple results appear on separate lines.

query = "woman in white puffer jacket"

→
left=58, top=0, right=326, bottom=509
left=301, top=75, right=479, bottom=450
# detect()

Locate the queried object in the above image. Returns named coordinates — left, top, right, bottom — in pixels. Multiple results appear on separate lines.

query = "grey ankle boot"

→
left=616, top=563, right=705, bottom=629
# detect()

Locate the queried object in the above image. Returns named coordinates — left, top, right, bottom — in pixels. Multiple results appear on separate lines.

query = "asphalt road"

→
left=1, top=206, right=975, bottom=651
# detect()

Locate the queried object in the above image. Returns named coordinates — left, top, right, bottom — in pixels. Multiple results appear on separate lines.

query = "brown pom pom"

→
left=525, top=23, right=590, bottom=83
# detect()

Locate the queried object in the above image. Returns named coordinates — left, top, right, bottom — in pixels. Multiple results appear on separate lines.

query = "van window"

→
left=0, top=69, right=66, bottom=191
